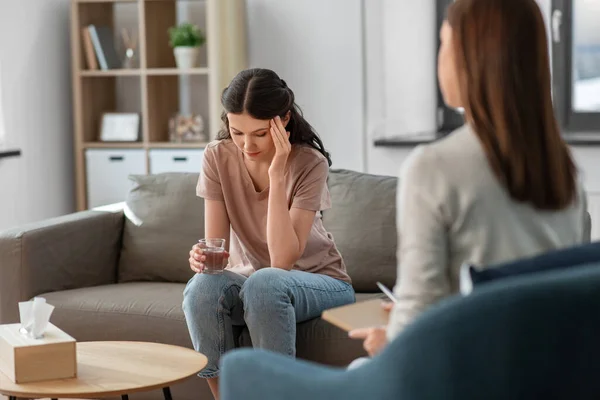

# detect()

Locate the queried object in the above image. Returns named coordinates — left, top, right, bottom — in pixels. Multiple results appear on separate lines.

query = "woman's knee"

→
left=182, top=273, right=237, bottom=316
left=240, top=268, right=290, bottom=308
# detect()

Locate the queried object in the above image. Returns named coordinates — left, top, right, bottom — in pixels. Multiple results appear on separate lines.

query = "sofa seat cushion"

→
left=40, top=284, right=379, bottom=365
left=40, top=282, right=193, bottom=347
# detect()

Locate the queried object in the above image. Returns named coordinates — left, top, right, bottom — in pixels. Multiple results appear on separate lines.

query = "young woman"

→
left=350, top=0, right=588, bottom=356
left=182, top=68, right=354, bottom=399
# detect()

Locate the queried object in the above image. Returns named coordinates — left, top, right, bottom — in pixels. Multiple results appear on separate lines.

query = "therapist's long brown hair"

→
left=447, top=0, right=577, bottom=210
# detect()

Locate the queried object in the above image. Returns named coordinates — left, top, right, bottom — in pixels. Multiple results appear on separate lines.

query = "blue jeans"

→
left=182, top=267, right=355, bottom=378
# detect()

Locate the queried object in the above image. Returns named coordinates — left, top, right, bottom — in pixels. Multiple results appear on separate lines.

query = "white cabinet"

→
left=85, top=149, right=146, bottom=209
left=149, top=149, right=204, bottom=174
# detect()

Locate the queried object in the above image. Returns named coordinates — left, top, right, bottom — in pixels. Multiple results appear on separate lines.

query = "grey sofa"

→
left=0, top=169, right=398, bottom=400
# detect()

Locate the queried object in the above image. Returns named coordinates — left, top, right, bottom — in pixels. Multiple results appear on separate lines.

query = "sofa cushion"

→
left=40, top=283, right=373, bottom=365
left=323, top=169, right=398, bottom=292
left=41, top=282, right=192, bottom=345
left=118, top=173, right=203, bottom=283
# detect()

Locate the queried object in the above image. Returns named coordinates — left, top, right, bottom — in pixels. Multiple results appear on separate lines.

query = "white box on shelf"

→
left=85, top=149, right=146, bottom=208
left=100, top=113, right=140, bottom=142
left=149, top=149, right=204, bottom=174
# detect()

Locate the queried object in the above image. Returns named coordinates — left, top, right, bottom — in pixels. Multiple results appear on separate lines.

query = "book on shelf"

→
left=81, top=27, right=98, bottom=70
left=87, top=25, right=122, bottom=70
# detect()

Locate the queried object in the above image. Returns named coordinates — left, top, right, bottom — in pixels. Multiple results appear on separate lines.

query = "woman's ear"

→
left=282, top=111, right=291, bottom=128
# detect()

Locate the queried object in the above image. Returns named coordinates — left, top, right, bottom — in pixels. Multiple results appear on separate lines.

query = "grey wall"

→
left=0, top=0, right=74, bottom=230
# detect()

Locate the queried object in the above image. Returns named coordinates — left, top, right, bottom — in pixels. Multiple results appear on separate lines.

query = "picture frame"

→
left=99, top=112, right=140, bottom=142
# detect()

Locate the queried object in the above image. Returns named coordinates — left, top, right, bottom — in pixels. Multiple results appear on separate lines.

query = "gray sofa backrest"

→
left=116, top=170, right=399, bottom=292
left=118, top=173, right=205, bottom=283
left=323, top=170, right=397, bottom=291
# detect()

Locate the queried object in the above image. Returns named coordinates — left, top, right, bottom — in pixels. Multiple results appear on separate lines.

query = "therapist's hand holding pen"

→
left=348, top=282, right=396, bottom=357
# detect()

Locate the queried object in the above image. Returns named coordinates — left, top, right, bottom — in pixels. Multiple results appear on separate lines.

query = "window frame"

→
left=435, top=0, right=464, bottom=133
left=552, top=0, right=600, bottom=132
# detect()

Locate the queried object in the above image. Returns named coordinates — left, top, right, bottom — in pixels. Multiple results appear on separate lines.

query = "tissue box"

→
left=0, top=323, right=77, bottom=383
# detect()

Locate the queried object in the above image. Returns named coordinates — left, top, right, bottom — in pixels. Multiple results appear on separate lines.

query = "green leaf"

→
left=168, top=22, right=206, bottom=48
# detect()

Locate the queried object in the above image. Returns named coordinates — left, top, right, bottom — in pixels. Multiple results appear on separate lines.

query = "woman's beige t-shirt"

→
left=196, top=139, right=351, bottom=283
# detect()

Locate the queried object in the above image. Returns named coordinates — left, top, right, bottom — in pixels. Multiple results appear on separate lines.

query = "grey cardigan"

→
left=387, top=125, right=588, bottom=340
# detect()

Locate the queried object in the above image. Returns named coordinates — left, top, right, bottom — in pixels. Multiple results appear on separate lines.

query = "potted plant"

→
left=168, top=23, right=206, bottom=69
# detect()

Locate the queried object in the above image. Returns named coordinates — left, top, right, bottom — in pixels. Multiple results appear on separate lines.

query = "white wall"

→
left=0, top=0, right=74, bottom=231
left=245, top=0, right=435, bottom=175
left=364, top=0, right=437, bottom=176
left=0, top=64, right=5, bottom=149
left=245, top=0, right=365, bottom=171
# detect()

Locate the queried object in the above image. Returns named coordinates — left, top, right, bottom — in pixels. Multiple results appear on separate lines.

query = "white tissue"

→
left=18, top=297, right=55, bottom=339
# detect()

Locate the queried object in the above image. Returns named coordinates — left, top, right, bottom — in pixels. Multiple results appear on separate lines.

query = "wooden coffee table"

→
left=0, top=341, right=207, bottom=400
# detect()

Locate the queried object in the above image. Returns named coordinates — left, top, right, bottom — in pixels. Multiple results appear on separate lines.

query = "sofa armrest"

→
left=0, top=210, right=124, bottom=323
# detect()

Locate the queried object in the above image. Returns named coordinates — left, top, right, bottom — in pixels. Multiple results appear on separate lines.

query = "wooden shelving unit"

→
left=80, top=69, right=141, bottom=77
left=146, top=67, right=210, bottom=75
left=82, top=142, right=142, bottom=148
left=147, top=142, right=209, bottom=148
left=70, top=0, right=247, bottom=210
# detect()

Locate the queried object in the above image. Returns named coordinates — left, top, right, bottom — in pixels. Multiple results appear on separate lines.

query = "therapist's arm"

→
left=386, top=146, right=451, bottom=341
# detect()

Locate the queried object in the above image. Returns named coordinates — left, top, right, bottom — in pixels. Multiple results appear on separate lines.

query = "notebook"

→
left=321, top=298, right=390, bottom=332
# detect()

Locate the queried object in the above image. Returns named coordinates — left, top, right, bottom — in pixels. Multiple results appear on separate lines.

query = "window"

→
left=436, top=0, right=600, bottom=133
left=552, top=0, right=600, bottom=132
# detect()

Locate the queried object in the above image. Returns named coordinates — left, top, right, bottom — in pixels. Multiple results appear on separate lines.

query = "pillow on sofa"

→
left=323, top=169, right=397, bottom=292
left=118, top=173, right=203, bottom=283
left=460, top=241, right=600, bottom=295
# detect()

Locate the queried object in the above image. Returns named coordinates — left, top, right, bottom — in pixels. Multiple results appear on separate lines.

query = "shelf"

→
left=0, top=149, right=21, bottom=159
left=146, top=68, right=209, bottom=76
left=83, top=142, right=144, bottom=148
left=564, top=133, right=600, bottom=145
left=147, top=142, right=208, bottom=148
left=75, top=0, right=138, bottom=3
left=80, top=69, right=209, bottom=77
left=72, top=0, right=247, bottom=210
left=83, top=142, right=208, bottom=149
left=373, top=137, right=438, bottom=147
left=81, top=70, right=141, bottom=77
left=373, top=130, right=453, bottom=147
left=144, top=0, right=207, bottom=2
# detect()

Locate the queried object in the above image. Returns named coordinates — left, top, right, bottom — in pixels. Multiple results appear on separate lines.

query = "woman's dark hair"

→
left=217, top=68, right=332, bottom=166
left=447, top=0, right=577, bottom=210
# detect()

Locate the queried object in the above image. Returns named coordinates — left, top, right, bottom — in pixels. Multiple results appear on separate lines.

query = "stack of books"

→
left=81, top=25, right=122, bottom=71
